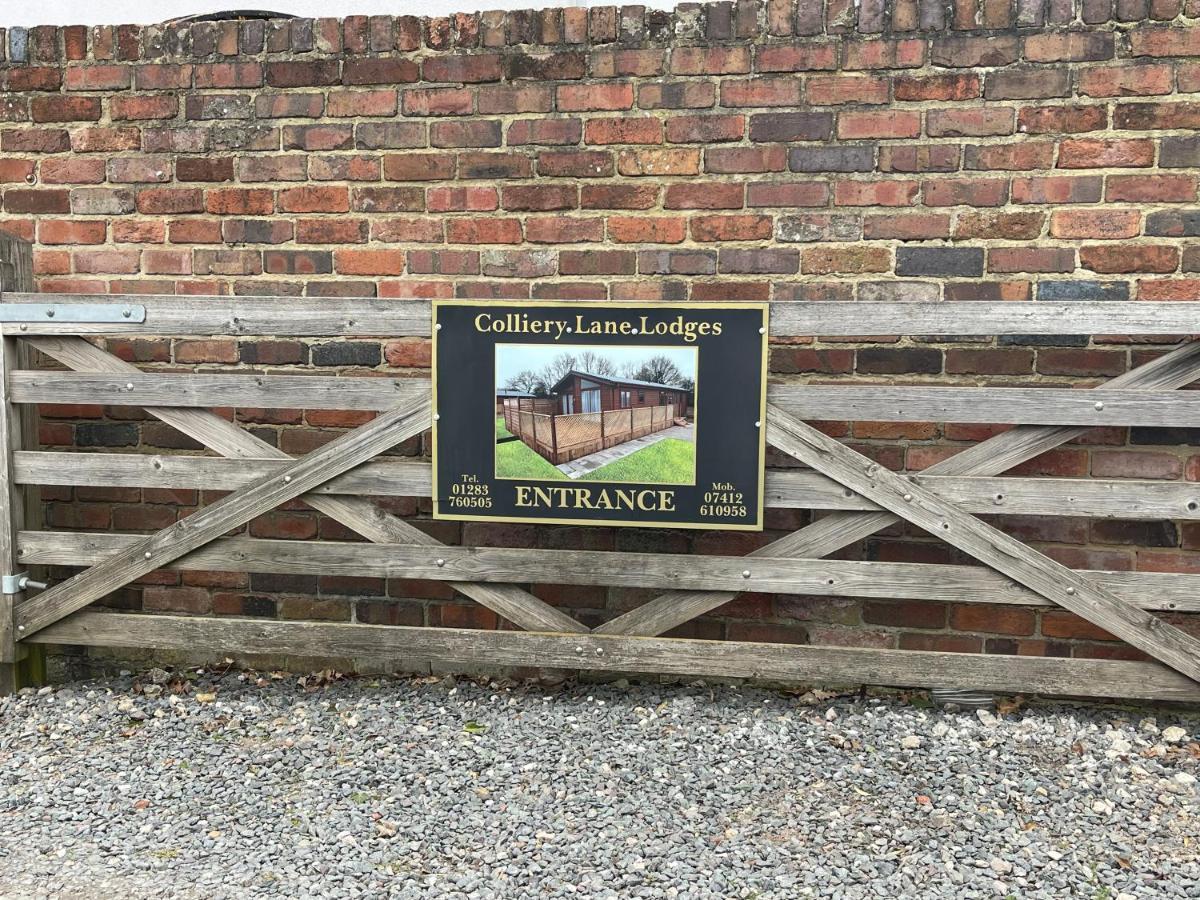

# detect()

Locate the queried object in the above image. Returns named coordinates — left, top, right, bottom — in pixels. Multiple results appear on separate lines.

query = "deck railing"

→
left=504, top=403, right=678, bottom=465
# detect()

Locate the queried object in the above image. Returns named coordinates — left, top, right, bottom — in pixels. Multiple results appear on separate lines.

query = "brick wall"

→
left=1, top=2, right=1199, bottom=669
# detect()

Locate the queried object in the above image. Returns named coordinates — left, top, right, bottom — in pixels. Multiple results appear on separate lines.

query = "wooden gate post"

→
left=0, top=233, right=42, bottom=693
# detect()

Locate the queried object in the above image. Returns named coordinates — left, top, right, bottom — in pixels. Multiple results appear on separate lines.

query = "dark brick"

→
left=789, top=145, right=875, bottom=173
left=1035, top=280, right=1130, bottom=301
left=895, top=247, right=985, bottom=277
left=747, top=112, right=833, bottom=142
left=1145, top=209, right=1200, bottom=237
left=857, top=348, right=944, bottom=375
left=76, top=423, right=139, bottom=447
left=310, top=342, right=382, bottom=366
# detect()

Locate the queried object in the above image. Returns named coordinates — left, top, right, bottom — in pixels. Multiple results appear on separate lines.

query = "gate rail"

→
left=2, top=232, right=1200, bottom=702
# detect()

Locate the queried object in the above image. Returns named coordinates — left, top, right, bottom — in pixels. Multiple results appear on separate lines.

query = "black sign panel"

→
left=432, top=300, right=767, bottom=530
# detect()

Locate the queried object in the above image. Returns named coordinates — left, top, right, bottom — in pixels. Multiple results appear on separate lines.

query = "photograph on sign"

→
left=495, top=343, right=697, bottom=485
left=433, top=301, right=767, bottom=530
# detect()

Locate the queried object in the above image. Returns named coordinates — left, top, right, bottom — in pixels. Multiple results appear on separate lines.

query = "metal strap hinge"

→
left=2, top=573, right=46, bottom=594
left=0, top=304, right=146, bottom=324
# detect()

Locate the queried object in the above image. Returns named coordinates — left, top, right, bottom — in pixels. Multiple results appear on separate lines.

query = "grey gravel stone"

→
left=0, top=673, right=1197, bottom=899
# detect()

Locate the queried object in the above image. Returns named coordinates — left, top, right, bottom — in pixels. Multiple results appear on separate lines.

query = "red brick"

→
left=616, top=149, right=700, bottom=177
left=1079, top=63, right=1174, bottom=97
left=862, top=213, right=951, bottom=240
left=1057, top=138, right=1155, bottom=168
left=277, top=186, right=351, bottom=213
left=111, top=95, right=179, bottom=121
left=38, top=220, right=107, bottom=244
left=402, top=87, right=473, bottom=116
left=664, top=183, right=745, bottom=210
left=194, top=61, right=263, bottom=89
left=206, top=188, right=275, bottom=216
left=265, top=59, right=341, bottom=87
left=73, top=249, right=141, bottom=274
left=446, top=218, right=523, bottom=244
left=65, top=64, right=131, bottom=91
left=923, top=178, right=1009, bottom=207
left=556, top=83, right=634, bottom=111
left=584, top=117, right=662, bottom=145
left=1025, top=31, right=1114, bottom=62
left=1081, top=245, right=1180, bottom=273
left=894, top=73, right=980, bottom=101
left=524, top=216, right=604, bottom=243
left=690, top=214, right=774, bottom=242
left=670, top=46, right=751, bottom=75
left=508, top=118, right=583, bottom=146
left=538, top=150, right=614, bottom=178
left=802, top=246, right=891, bottom=273
left=704, top=146, right=788, bottom=174
left=844, top=39, right=926, bottom=70
left=4, top=189, right=70, bottom=213
left=427, top=186, right=498, bottom=212
left=1049, top=209, right=1141, bottom=239
left=1018, top=105, right=1108, bottom=134
left=927, top=108, right=1013, bottom=137
left=607, top=216, right=687, bottom=243
left=665, top=114, right=744, bottom=143
left=834, top=180, right=919, bottom=207
left=295, top=218, right=368, bottom=243
left=327, top=89, right=397, bottom=117
left=343, top=57, right=420, bottom=85
left=31, top=96, right=101, bottom=123
left=755, top=43, right=839, bottom=72
left=1106, top=175, right=1196, bottom=203
left=423, top=54, right=503, bottom=83
left=808, top=75, right=889, bottom=105
left=1011, top=176, right=1103, bottom=204
left=720, top=77, right=804, bottom=107
left=988, top=247, right=1076, bottom=273
left=951, top=605, right=1037, bottom=636
left=334, top=248, right=404, bottom=275
left=559, top=250, right=636, bottom=275
left=837, top=110, right=921, bottom=139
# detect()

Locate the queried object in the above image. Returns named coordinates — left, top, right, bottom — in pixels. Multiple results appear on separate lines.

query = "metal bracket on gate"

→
left=0, top=303, right=146, bottom=324
left=2, top=573, right=47, bottom=594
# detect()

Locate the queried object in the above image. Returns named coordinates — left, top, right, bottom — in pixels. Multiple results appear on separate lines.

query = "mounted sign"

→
left=432, top=300, right=768, bottom=530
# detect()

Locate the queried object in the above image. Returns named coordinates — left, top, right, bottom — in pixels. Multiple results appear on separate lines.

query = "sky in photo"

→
left=496, top=344, right=696, bottom=388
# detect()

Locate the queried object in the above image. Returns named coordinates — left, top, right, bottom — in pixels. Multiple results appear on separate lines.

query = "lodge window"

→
left=638, top=391, right=645, bottom=402
left=619, top=390, right=631, bottom=408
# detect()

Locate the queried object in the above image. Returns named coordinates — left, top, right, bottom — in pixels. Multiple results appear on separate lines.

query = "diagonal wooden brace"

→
left=766, top=403, right=1200, bottom=685
left=598, top=339, right=1200, bottom=637
left=15, top=396, right=433, bottom=637
left=25, top=336, right=586, bottom=635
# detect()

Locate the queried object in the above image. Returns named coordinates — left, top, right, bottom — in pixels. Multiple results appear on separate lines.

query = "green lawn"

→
left=580, top=438, right=695, bottom=485
left=496, top=438, right=568, bottom=480
left=495, top=415, right=513, bottom=439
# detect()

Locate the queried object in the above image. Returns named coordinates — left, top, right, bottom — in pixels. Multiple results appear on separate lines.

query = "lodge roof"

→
left=549, top=369, right=693, bottom=395
left=497, top=388, right=537, bottom=398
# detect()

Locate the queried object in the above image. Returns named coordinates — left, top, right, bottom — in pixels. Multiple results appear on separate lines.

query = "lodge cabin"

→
left=496, top=388, right=536, bottom=414
left=548, top=371, right=693, bottom=419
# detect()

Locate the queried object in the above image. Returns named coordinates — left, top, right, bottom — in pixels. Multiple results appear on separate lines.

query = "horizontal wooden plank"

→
left=18, top=530, right=1200, bottom=612
left=10, top=371, right=426, bottom=412
left=2, top=294, right=430, bottom=337
left=19, top=373, right=1200, bottom=430
left=774, top=385, right=1200, bottom=428
left=28, top=611, right=1200, bottom=701
left=2, top=295, right=1198, bottom=337
left=15, top=451, right=1200, bottom=521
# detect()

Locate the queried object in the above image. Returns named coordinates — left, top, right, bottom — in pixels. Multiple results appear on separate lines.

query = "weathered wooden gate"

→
left=2, top=231, right=1200, bottom=702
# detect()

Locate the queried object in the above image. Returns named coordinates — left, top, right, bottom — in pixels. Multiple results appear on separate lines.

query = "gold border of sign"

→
left=431, top=300, right=769, bottom=531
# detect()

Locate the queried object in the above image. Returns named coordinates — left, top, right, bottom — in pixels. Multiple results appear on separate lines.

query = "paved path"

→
left=0, top=673, right=1196, bottom=898
left=557, top=424, right=694, bottom=478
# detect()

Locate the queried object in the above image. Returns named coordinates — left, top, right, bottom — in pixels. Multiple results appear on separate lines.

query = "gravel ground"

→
left=0, top=670, right=1197, bottom=899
